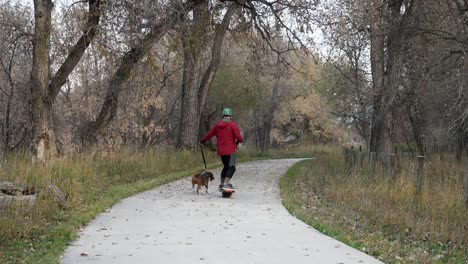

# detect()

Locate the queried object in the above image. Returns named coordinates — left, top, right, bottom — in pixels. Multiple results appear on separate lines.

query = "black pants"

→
left=221, top=154, right=236, bottom=180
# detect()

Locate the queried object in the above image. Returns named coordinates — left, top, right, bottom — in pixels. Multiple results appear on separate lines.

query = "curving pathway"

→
left=62, top=159, right=383, bottom=264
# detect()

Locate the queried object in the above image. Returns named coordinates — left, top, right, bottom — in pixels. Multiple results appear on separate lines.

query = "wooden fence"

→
left=343, top=146, right=468, bottom=209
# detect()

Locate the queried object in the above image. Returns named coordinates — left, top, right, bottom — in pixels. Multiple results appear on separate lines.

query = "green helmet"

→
left=222, top=108, right=233, bottom=116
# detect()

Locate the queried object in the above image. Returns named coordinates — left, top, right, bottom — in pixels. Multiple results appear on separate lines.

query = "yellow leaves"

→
left=293, top=60, right=321, bottom=84
left=291, top=92, right=323, bottom=117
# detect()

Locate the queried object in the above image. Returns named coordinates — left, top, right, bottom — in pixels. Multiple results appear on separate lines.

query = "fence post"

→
left=351, top=146, right=357, bottom=169
left=343, top=147, right=350, bottom=170
left=415, top=156, right=425, bottom=195
left=464, top=160, right=468, bottom=209
left=370, top=152, right=377, bottom=177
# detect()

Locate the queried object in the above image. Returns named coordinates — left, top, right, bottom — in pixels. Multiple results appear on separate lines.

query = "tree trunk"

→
left=197, top=4, right=237, bottom=122
left=3, top=81, right=13, bottom=153
left=369, top=0, right=408, bottom=155
left=1, top=44, right=17, bottom=153
left=30, top=0, right=54, bottom=162
left=369, top=0, right=386, bottom=154
left=29, top=0, right=102, bottom=160
left=78, top=2, right=195, bottom=145
left=261, top=56, right=282, bottom=153
left=177, top=3, right=236, bottom=149
left=177, top=33, right=203, bottom=149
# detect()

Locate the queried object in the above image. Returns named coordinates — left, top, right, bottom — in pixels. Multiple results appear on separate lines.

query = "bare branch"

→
left=48, top=0, right=102, bottom=102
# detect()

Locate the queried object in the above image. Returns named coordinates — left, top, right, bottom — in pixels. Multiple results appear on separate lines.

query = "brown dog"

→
left=191, top=170, right=214, bottom=194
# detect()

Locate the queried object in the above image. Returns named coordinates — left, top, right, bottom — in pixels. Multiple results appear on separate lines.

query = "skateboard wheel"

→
left=222, top=191, right=232, bottom=198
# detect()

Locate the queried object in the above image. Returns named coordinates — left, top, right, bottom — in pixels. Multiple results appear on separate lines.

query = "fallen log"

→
left=0, top=193, right=37, bottom=209
left=0, top=182, right=36, bottom=195
left=0, top=182, right=68, bottom=209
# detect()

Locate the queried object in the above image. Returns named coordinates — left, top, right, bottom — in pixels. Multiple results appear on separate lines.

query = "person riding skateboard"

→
left=200, top=108, right=243, bottom=191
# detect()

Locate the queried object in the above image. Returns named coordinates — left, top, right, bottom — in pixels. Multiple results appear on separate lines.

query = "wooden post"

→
left=370, top=152, right=377, bottom=177
left=343, top=147, right=350, bottom=169
left=464, top=160, right=468, bottom=209
left=415, top=156, right=425, bottom=195
left=351, top=146, right=357, bottom=169
left=358, top=146, right=364, bottom=175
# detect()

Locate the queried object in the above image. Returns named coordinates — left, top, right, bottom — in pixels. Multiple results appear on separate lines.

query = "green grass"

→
left=280, top=150, right=468, bottom=263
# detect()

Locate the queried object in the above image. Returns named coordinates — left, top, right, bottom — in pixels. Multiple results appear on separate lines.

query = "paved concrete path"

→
left=62, top=159, right=382, bottom=264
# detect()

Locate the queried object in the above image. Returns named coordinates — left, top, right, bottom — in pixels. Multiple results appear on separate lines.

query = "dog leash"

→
left=200, top=144, right=207, bottom=170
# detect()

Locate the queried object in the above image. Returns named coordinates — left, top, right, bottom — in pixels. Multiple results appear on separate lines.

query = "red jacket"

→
left=201, top=120, right=243, bottom=156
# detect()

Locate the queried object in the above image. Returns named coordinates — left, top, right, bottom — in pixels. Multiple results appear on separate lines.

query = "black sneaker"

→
left=218, top=184, right=224, bottom=191
left=224, top=183, right=234, bottom=189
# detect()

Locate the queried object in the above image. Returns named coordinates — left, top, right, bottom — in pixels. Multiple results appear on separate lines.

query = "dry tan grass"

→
left=0, top=148, right=218, bottom=241
left=281, top=147, right=467, bottom=263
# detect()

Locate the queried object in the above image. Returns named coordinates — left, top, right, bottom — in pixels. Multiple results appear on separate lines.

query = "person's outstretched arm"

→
left=201, top=125, right=217, bottom=143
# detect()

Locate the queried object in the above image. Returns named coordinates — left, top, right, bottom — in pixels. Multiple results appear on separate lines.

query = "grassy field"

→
left=0, top=145, right=317, bottom=264
left=280, top=148, right=468, bottom=263
left=2, top=145, right=466, bottom=263
left=0, top=148, right=226, bottom=263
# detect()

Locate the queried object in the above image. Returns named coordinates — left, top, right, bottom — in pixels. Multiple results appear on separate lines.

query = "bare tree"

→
left=78, top=0, right=199, bottom=146
left=319, top=0, right=372, bottom=147
left=177, top=2, right=237, bottom=149
left=367, top=0, right=417, bottom=154
left=30, top=0, right=102, bottom=161
left=30, top=0, right=54, bottom=162
left=176, top=0, right=319, bottom=149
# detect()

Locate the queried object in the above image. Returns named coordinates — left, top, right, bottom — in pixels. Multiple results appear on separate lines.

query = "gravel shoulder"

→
left=62, top=159, right=382, bottom=264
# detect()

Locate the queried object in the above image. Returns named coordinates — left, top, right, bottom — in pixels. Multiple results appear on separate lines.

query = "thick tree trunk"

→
left=29, top=0, right=102, bottom=160
left=369, top=0, right=386, bottom=154
left=369, top=0, right=407, bottom=155
left=79, top=2, right=195, bottom=145
left=177, top=36, right=201, bottom=149
left=177, top=1, right=210, bottom=150
left=177, top=3, right=236, bottom=149
left=30, top=0, right=54, bottom=162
